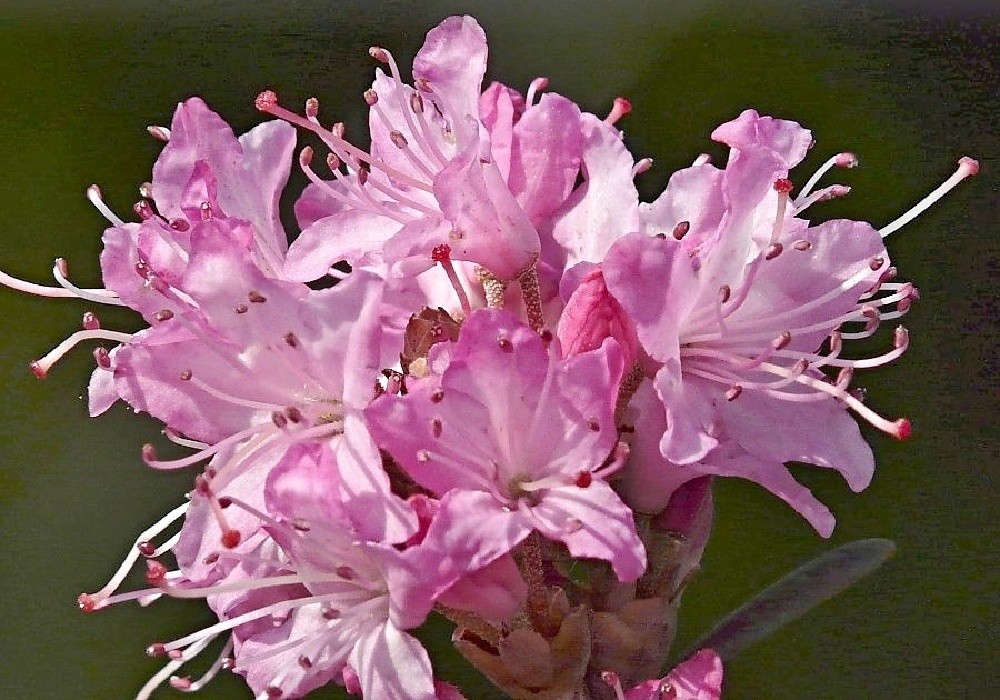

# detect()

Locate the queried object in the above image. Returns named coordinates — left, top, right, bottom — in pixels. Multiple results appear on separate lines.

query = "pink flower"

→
left=366, top=308, right=647, bottom=583
left=603, top=649, right=724, bottom=700
left=603, top=109, right=977, bottom=534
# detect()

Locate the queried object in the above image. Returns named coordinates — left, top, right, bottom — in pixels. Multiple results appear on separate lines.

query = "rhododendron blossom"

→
left=0, top=12, right=977, bottom=700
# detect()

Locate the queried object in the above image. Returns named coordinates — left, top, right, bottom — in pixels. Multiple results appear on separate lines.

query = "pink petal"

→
left=348, top=623, right=436, bottom=700
left=711, top=108, right=813, bottom=169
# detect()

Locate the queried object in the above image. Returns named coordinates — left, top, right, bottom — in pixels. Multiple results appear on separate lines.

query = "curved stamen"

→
left=879, top=156, right=979, bottom=238
left=796, top=152, right=857, bottom=203
left=30, top=329, right=132, bottom=378
left=86, top=184, right=125, bottom=227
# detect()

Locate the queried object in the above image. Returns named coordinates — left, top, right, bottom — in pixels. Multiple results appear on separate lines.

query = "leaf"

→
left=680, top=538, right=896, bottom=662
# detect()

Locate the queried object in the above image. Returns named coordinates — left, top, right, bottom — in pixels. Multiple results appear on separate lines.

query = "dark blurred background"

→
left=0, top=1, right=996, bottom=698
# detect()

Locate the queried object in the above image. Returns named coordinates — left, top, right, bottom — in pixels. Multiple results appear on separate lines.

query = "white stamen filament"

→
left=32, top=329, right=132, bottom=377
left=87, top=184, right=126, bottom=226
left=137, top=635, right=217, bottom=700
left=175, top=637, right=233, bottom=692
left=879, top=157, right=979, bottom=237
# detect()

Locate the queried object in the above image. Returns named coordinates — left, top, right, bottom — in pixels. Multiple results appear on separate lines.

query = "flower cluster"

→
left=1, top=15, right=976, bottom=700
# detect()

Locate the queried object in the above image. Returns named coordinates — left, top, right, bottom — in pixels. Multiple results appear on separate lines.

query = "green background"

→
left=0, top=1, right=996, bottom=698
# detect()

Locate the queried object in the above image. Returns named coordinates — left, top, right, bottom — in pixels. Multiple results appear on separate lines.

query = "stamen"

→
left=605, top=97, right=632, bottom=125
left=147, top=125, right=171, bottom=141
left=797, top=152, right=858, bottom=203
left=631, top=158, right=653, bottom=178
left=86, top=184, right=125, bottom=226
left=692, top=153, right=712, bottom=167
left=879, top=156, right=979, bottom=237
left=30, top=329, right=132, bottom=378
left=51, top=259, right=126, bottom=305
left=525, top=77, right=549, bottom=106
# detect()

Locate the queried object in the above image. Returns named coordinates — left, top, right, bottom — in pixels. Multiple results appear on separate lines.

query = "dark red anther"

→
left=137, top=541, right=156, bottom=557
left=272, top=411, right=289, bottom=428
left=179, top=368, right=192, bottom=381
left=358, top=165, right=370, bottom=186
left=335, top=565, right=355, bottom=580
left=895, top=418, right=912, bottom=440
left=410, top=92, right=424, bottom=113
left=431, top=418, right=442, bottom=438
left=773, top=178, right=794, bottom=194
left=497, top=336, right=513, bottom=352
left=575, top=471, right=593, bottom=488
left=28, top=360, right=46, bottom=379
left=286, top=406, right=303, bottom=423
left=718, top=285, right=731, bottom=304
left=792, top=239, right=812, bottom=251
left=134, top=260, right=152, bottom=280
left=431, top=243, right=451, bottom=263
left=145, top=559, right=168, bottom=585
left=77, top=593, right=97, bottom=613
left=726, top=385, right=743, bottom=401
left=146, top=642, right=167, bottom=658
left=415, top=77, right=433, bottom=92
left=168, top=218, right=190, bottom=232
left=218, top=497, right=232, bottom=509
left=322, top=607, right=341, bottom=620
left=292, top=518, right=311, bottom=532
left=93, top=347, right=111, bottom=369
left=82, top=311, right=100, bottom=330
left=363, top=89, right=378, bottom=106
left=221, top=529, right=241, bottom=549
left=255, top=90, right=279, bottom=111
left=869, top=255, right=885, bottom=271
left=326, top=153, right=342, bottom=171
left=431, top=388, right=444, bottom=403
left=248, top=290, right=267, bottom=303
left=234, top=303, right=249, bottom=314
left=202, top=552, right=220, bottom=565
left=298, top=655, right=313, bottom=670
left=283, top=332, right=299, bottom=348
left=141, top=443, right=157, bottom=464
left=133, top=199, right=155, bottom=220
left=672, top=220, right=690, bottom=240
left=772, top=331, right=792, bottom=351
left=588, top=418, right=600, bottom=432
left=154, top=308, right=174, bottom=322
left=368, top=46, right=389, bottom=62
left=765, top=242, right=784, bottom=260
left=194, top=473, right=212, bottom=495
left=390, top=130, right=408, bottom=148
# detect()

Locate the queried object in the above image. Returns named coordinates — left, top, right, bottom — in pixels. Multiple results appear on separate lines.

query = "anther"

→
left=298, top=655, right=313, bottom=670
left=869, top=255, right=885, bottom=271
left=588, top=418, right=600, bottom=432
left=145, top=559, right=167, bottom=585
left=390, top=130, right=408, bottom=148
left=575, top=471, right=593, bottom=488
left=322, top=607, right=341, bottom=620
left=133, top=199, right=155, bottom=221
left=893, top=417, right=912, bottom=440
left=168, top=218, right=190, bottom=232
left=540, top=329, right=553, bottom=345
left=672, top=221, right=690, bottom=240
left=221, top=529, right=241, bottom=549
left=147, top=125, right=171, bottom=142
left=304, top=97, right=319, bottom=118
left=179, top=369, right=192, bottom=381
left=299, top=146, right=314, bottom=168
left=893, top=326, right=909, bottom=350
left=497, top=336, right=513, bottom=352
left=774, top=178, right=794, bottom=194
left=632, top=158, right=653, bottom=177
left=414, top=77, right=432, bottom=92
left=358, top=165, right=370, bottom=186
left=169, top=677, right=192, bottom=691
left=283, top=332, right=299, bottom=348
left=726, top=385, right=743, bottom=401
left=199, top=201, right=212, bottom=220
left=137, top=541, right=156, bottom=557
left=431, top=244, right=451, bottom=263
left=431, top=388, right=444, bottom=403
left=431, top=418, right=442, bottom=438
left=793, top=239, right=812, bottom=251
left=410, top=92, right=424, bottom=113
left=93, top=347, right=111, bottom=369
left=234, top=303, right=248, bottom=314
left=141, top=443, right=157, bottom=464
left=266, top=686, right=283, bottom=699
left=202, top=552, right=219, bottom=565
left=271, top=411, right=288, bottom=429
left=254, top=90, right=279, bottom=112
left=55, top=258, right=69, bottom=278
left=286, top=406, right=303, bottom=423
left=364, top=89, right=379, bottom=107
left=248, top=290, right=267, bottom=303
left=605, top=96, right=632, bottom=125
left=772, top=331, right=792, bottom=350
left=835, top=152, right=859, bottom=168
left=292, top=518, right=310, bottom=532
left=417, top=449, right=431, bottom=462
left=368, top=46, right=389, bottom=63
left=154, top=309, right=174, bottom=322
left=326, top=152, right=341, bottom=171
left=335, top=565, right=355, bottom=580
left=146, top=642, right=166, bottom=657
left=765, top=242, right=783, bottom=260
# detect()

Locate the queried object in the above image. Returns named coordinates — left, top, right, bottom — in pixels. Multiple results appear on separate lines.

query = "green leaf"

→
left=680, top=538, right=897, bottom=662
